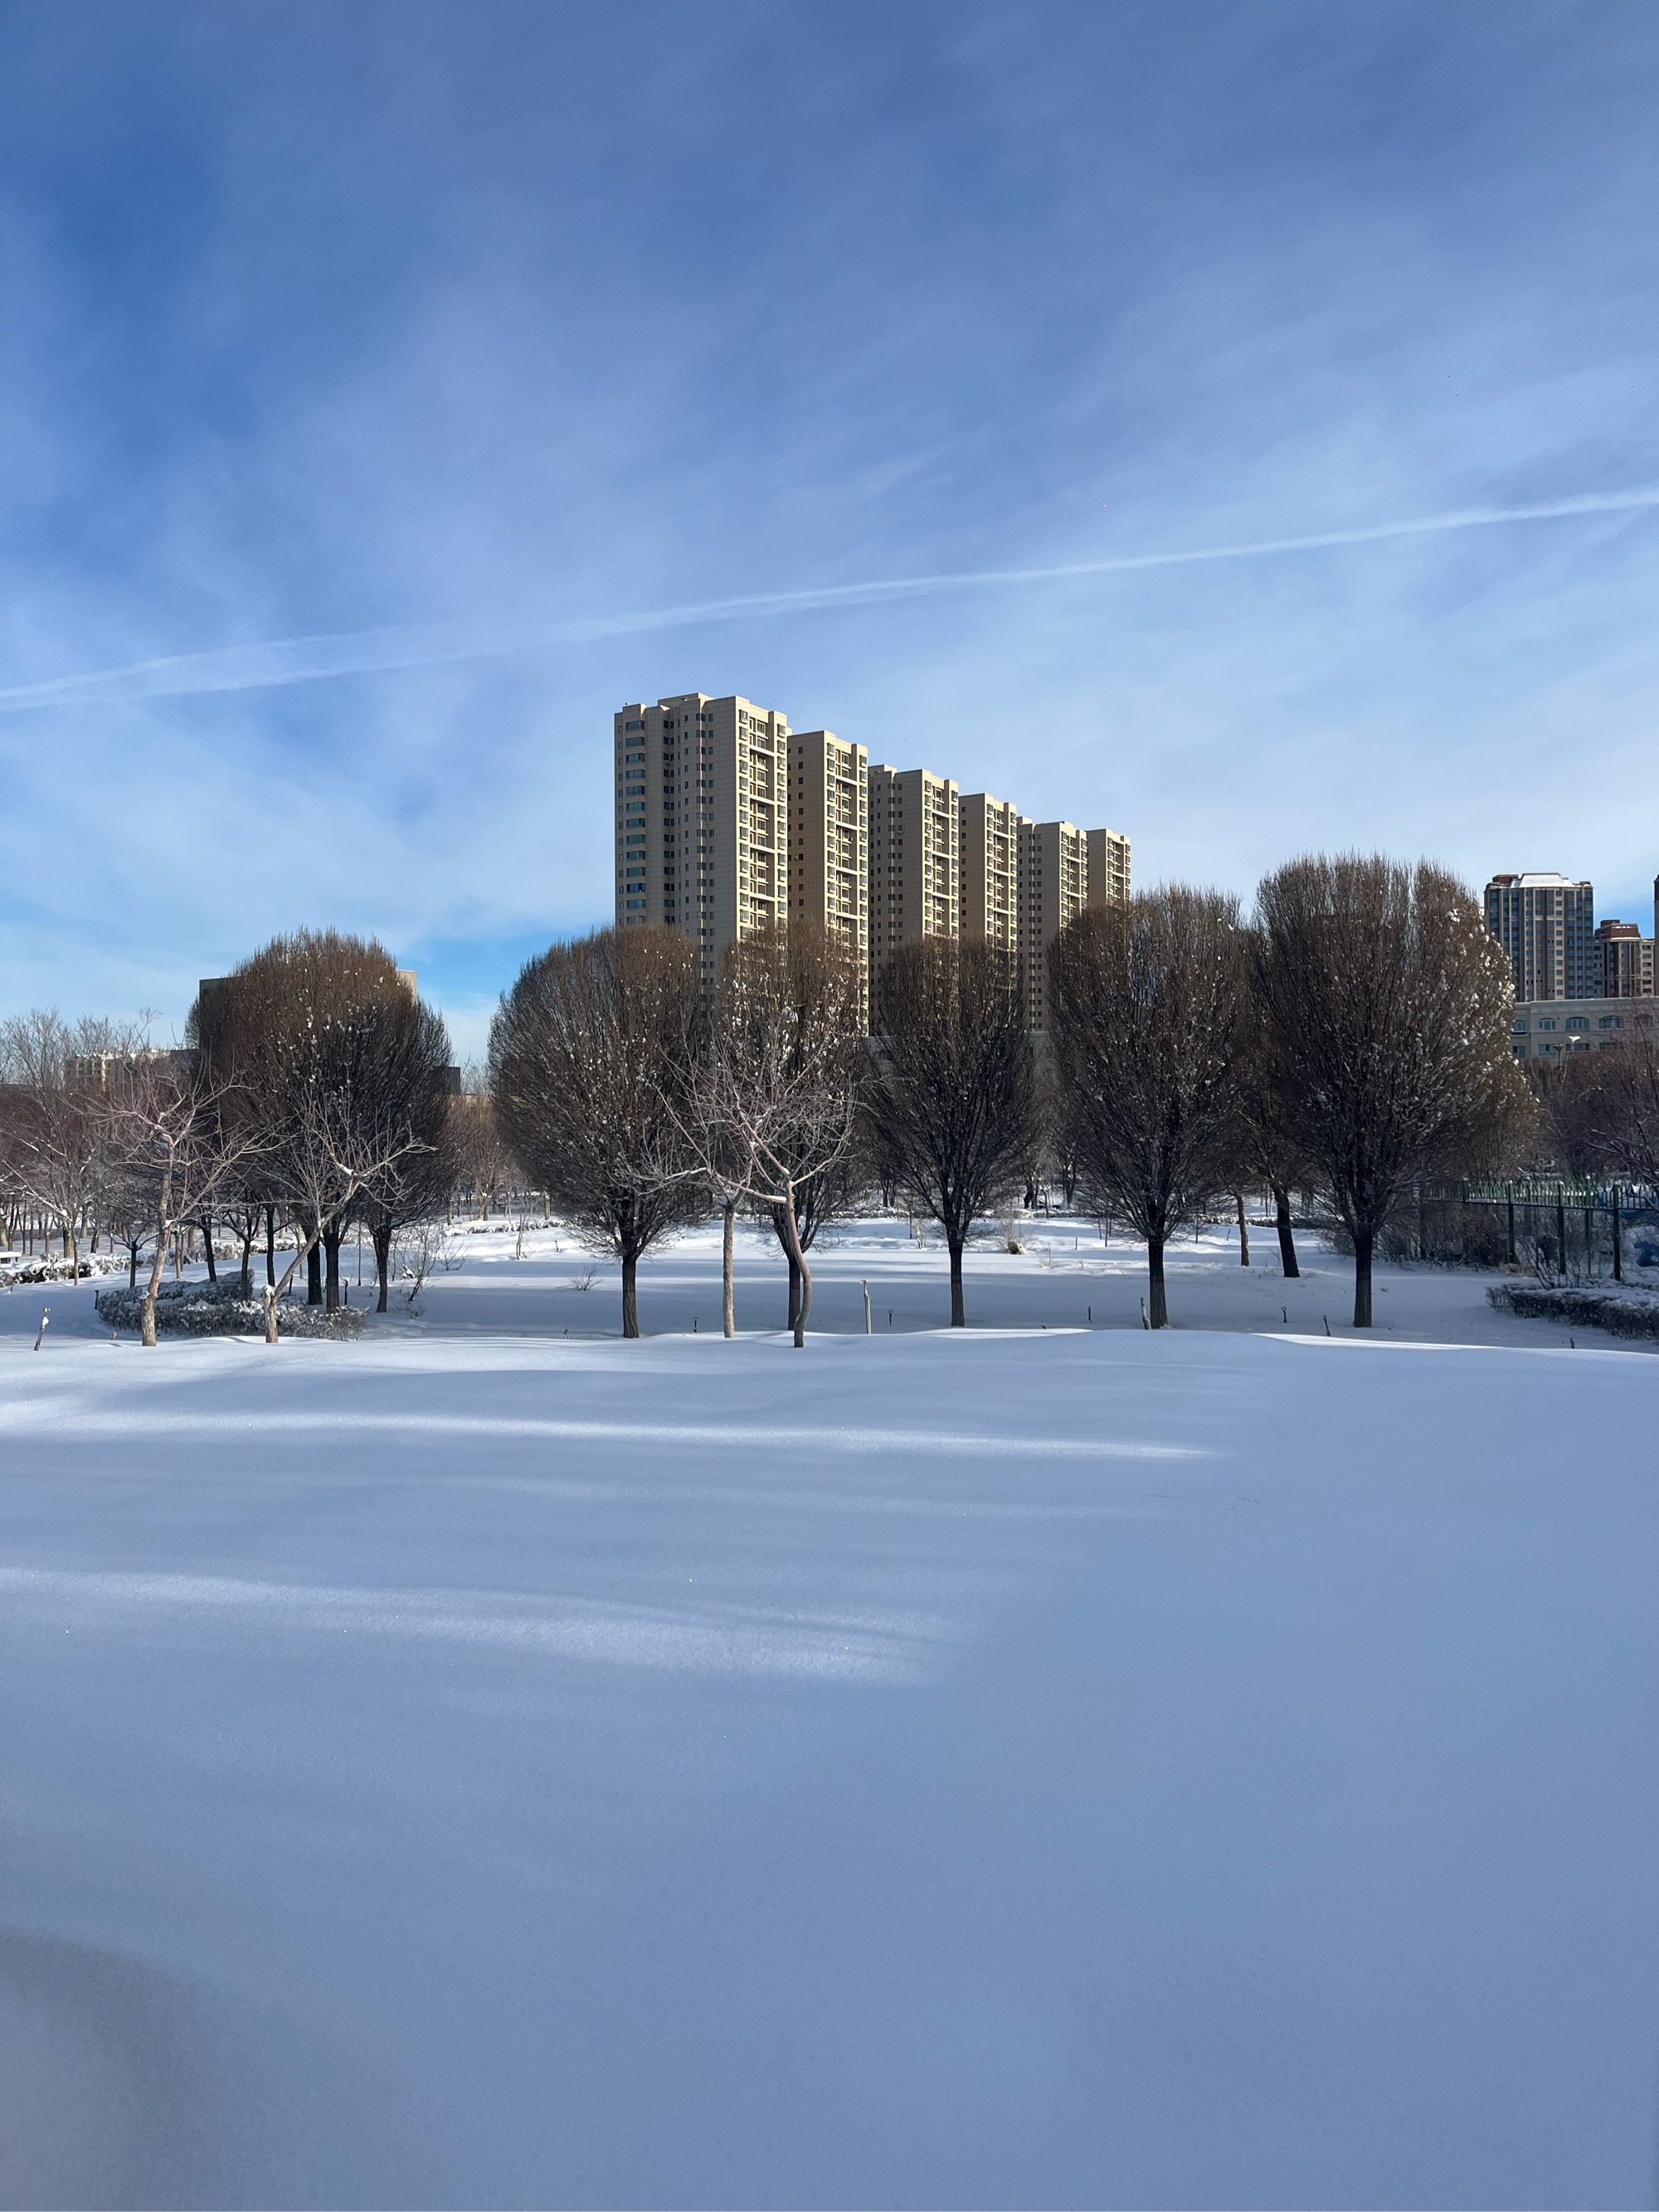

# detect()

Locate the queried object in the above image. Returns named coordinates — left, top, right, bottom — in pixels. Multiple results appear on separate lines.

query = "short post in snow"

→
left=861, top=1280, right=871, bottom=1334
left=33, top=1305, right=49, bottom=1351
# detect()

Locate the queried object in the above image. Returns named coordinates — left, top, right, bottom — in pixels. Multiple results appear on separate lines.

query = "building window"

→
left=1538, top=1017, right=1555, bottom=1031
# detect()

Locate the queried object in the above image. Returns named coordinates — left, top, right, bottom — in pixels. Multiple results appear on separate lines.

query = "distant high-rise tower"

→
left=1484, top=873, right=1596, bottom=1002
left=867, top=765, right=960, bottom=1009
left=614, top=693, right=790, bottom=984
left=1594, top=918, right=1655, bottom=998
left=788, top=729, right=869, bottom=1026
left=1021, top=820, right=1089, bottom=1029
left=1085, top=827, right=1131, bottom=912
left=958, top=794, right=1023, bottom=960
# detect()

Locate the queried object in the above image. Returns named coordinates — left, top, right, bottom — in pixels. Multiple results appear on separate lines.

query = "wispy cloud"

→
left=3, top=485, right=1655, bottom=715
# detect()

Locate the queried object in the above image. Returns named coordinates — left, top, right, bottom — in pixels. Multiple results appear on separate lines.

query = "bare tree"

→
left=1530, top=1023, right=1659, bottom=1189
left=1254, top=854, right=1533, bottom=1326
left=1598, top=1026, right=1659, bottom=1188
left=489, top=926, right=704, bottom=1338
left=865, top=939, right=1039, bottom=1327
left=98, top=1060, right=263, bottom=1345
left=1231, top=953, right=1314, bottom=1278
left=450, top=1087, right=518, bottom=1220
left=0, top=1011, right=148, bottom=1272
left=727, top=924, right=868, bottom=1336
left=191, top=931, right=452, bottom=1332
left=1048, top=889, right=1248, bottom=1328
left=676, top=921, right=865, bottom=1348
left=362, top=1098, right=464, bottom=1310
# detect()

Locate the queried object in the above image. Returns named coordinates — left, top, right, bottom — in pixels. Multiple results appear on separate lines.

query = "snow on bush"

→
left=0, top=1253, right=126, bottom=1286
left=94, top=1278, right=364, bottom=1338
left=1487, top=1282, right=1659, bottom=1339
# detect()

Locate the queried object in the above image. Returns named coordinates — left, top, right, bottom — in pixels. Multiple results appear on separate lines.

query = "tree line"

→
left=13, top=852, right=1647, bottom=1345
left=488, top=851, right=1550, bottom=1337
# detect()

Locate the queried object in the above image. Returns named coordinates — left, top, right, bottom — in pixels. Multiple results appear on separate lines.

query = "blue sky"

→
left=2, top=2, right=1657, bottom=1057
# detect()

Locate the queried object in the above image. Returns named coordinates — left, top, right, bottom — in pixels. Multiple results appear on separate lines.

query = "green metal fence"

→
left=1459, top=1179, right=1657, bottom=1280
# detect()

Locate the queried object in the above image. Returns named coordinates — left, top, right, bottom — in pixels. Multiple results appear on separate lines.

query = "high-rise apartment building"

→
left=867, top=765, right=959, bottom=1006
left=1086, top=827, right=1131, bottom=911
left=1019, top=819, right=1088, bottom=1028
left=788, top=729, right=870, bottom=1024
left=616, top=691, right=1133, bottom=1032
left=614, top=693, right=790, bottom=982
left=958, top=794, right=1023, bottom=958
left=1484, top=873, right=1596, bottom=1002
left=1594, top=918, right=1655, bottom=998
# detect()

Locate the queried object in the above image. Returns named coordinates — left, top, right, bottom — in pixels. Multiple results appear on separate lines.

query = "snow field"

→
left=0, top=1221, right=1656, bottom=2205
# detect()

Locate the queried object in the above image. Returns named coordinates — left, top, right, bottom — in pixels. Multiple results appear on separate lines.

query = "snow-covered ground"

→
left=2, top=1222, right=1657, bottom=2206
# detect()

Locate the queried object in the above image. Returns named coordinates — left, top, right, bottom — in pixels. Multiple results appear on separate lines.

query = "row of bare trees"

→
left=0, top=852, right=1562, bottom=1344
left=0, top=933, right=459, bottom=1345
left=489, top=853, right=1535, bottom=1338
left=1526, top=1023, right=1659, bottom=1192
left=1050, top=857, right=1531, bottom=1326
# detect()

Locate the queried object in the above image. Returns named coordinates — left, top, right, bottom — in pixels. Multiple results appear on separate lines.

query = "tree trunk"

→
left=266, top=1226, right=323, bottom=1343
left=722, top=1200, right=736, bottom=1339
left=779, top=1184, right=811, bottom=1348
left=1147, top=1234, right=1168, bottom=1329
left=948, top=1236, right=966, bottom=1327
left=1353, top=1225, right=1374, bottom=1327
left=621, top=1247, right=640, bottom=1339
left=128, top=1244, right=139, bottom=1290
left=1235, top=1193, right=1250, bottom=1266
left=307, top=1237, right=324, bottom=1305
left=1273, top=1184, right=1299, bottom=1277
left=202, top=1214, right=216, bottom=1282
left=140, top=1224, right=167, bottom=1348
left=375, top=1225, right=392, bottom=1313
left=324, top=1221, right=343, bottom=1312
left=265, top=1206, right=276, bottom=1286
left=239, top=1219, right=254, bottom=1296
left=771, top=1203, right=802, bottom=1333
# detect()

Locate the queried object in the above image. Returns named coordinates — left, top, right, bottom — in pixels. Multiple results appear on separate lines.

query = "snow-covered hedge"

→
left=0, top=1255, right=126, bottom=1286
left=1487, top=1283, right=1659, bottom=1340
left=95, top=1280, right=364, bottom=1339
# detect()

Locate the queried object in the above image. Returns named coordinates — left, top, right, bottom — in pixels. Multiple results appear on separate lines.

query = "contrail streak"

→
left=2, top=484, right=1654, bottom=714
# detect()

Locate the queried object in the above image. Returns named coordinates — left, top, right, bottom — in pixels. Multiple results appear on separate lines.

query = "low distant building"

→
left=1507, top=996, right=1657, bottom=1059
left=65, top=1046, right=194, bottom=1087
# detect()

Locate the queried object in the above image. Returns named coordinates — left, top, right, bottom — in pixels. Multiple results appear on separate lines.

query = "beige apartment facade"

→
left=867, top=764, right=960, bottom=1010
left=958, top=794, right=1022, bottom=960
left=789, top=730, right=870, bottom=1024
left=616, top=691, right=1132, bottom=1029
left=1086, top=827, right=1131, bottom=912
left=1021, top=819, right=1088, bottom=1028
left=615, top=693, right=790, bottom=982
